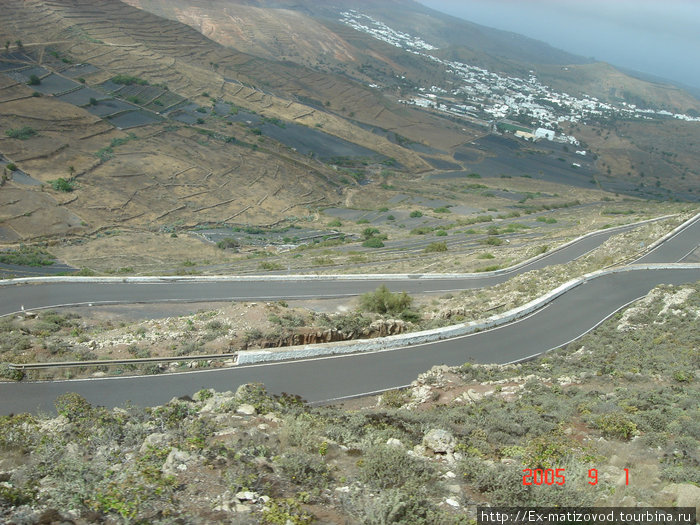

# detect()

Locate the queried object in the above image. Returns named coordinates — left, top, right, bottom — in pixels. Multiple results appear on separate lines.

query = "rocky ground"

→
left=1, top=282, right=698, bottom=523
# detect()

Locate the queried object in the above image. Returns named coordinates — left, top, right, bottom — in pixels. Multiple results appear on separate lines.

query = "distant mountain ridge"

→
left=125, top=0, right=699, bottom=112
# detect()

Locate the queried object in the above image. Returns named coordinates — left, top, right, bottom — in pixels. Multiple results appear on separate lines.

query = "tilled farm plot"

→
left=107, top=110, right=161, bottom=129
left=55, top=86, right=106, bottom=106
left=29, top=74, right=81, bottom=95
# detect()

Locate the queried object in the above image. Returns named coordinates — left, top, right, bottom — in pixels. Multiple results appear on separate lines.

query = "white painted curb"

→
left=236, top=264, right=700, bottom=364
left=0, top=214, right=686, bottom=287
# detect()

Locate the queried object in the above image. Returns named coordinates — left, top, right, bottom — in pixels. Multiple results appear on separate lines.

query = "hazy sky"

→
left=417, top=0, right=700, bottom=90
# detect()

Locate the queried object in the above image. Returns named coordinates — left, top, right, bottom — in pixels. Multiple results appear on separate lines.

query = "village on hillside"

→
left=341, top=10, right=700, bottom=148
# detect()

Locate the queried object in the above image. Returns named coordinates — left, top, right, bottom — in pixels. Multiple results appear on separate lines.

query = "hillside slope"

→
left=0, top=0, right=483, bottom=246
left=126, top=0, right=700, bottom=113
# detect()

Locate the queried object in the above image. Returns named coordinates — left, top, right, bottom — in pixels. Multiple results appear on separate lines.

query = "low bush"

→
left=593, top=413, right=637, bottom=440
left=424, top=241, right=447, bottom=253
left=216, top=237, right=239, bottom=250
left=362, top=237, right=384, bottom=248
left=0, top=363, right=24, bottom=381
left=260, top=261, right=283, bottom=271
left=50, top=177, right=75, bottom=192
left=276, top=450, right=330, bottom=488
left=359, top=444, right=437, bottom=489
left=5, top=126, right=37, bottom=140
left=481, top=237, right=503, bottom=246
left=0, top=245, right=55, bottom=266
left=359, top=285, right=412, bottom=315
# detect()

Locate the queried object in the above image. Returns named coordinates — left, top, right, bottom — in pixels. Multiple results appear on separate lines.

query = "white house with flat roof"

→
left=535, top=128, right=555, bottom=141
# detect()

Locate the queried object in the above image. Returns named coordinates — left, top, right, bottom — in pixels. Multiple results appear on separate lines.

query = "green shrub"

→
left=381, top=389, right=410, bottom=408
left=348, top=488, right=445, bottom=524
left=50, top=177, right=74, bottom=192
left=261, top=497, right=314, bottom=524
left=362, top=237, right=384, bottom=248
left=27, top=74, right=40, bottom=85
left=0, top=245, right=55, bottom=266
left=318, top=312, right=372, bottom=333
left=424, top=241, right=447, bottom=253
left=362, top=227, right=380, bottom=239
left=537, top=216, right=557, bottom=224
left=277, top=450, right=329, bottom=488
left=409, top=210, right=423, bottom=218
left=55, top=392, right=93, bottom=422
left=260, top=261, right=283, bottom=271
left=5, top=126, right=37, bottom=140
left=216, top=237, right=239, bottom=250
left=359, top=445, right=436, bottom=489
left=435, top=230, right=447, bottom=236
left=0, top=363, right=24, bottom=381
left=327, top=219, right=342, bottom=227
left=359, top=285, right=412, bottom=315
left=433, top=206, right=451, bottom=213
left=481, top=237, right=503, bottom=246
left=594, top=413, right=637, bottom=440
left=6, top=162, right=17, bottom=171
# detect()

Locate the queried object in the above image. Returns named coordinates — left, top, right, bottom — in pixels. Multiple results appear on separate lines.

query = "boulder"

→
left=235, top=490, right=258, bottom=502
left=236, top=404, right=257, bottom=416
left=423, top=429, right=456, bottom=455
left=162, top=448, right=194, bottom=476
left=660, top=483, right=700, bottom=511
left=386, top=438, right=404, bottom=448
left=139, top=432, right=173, bottom=453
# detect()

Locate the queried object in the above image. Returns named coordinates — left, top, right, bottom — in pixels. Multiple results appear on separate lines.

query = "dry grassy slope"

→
left=0, top=0, right=448, bottom=171
left=0, top=90, right=344, bottom=240
left=537, top=62, right=700, bottom=114
left=126, top=1, right=357, bottom=64
left=0, top=7, right=354, bottom=241
left=117, top=0, right=478, bottom=152
left=0, top=0, right=476, bottom=243
left=78, top=0, right=470, bottom=155
left=566, top=119, right=700, bottom=198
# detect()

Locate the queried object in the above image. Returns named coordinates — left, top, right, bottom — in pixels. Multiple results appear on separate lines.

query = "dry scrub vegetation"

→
left=1, top=282, right=698, bottom=523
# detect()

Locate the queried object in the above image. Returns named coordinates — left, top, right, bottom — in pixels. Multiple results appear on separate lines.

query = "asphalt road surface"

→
left=0, top=215, right=698, bottom=414
left=2, top=217, right=697, bottom=318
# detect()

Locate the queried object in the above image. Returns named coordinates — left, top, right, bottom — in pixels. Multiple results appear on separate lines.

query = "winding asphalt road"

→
left=1, top=215, right=699, bottom=414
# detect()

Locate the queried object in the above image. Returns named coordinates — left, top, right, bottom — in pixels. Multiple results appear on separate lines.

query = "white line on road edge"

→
left=503, top=296, right=646, bottom=365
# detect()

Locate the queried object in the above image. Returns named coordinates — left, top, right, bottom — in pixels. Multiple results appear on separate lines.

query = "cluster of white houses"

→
left=340, top=10, right=700, bottom=147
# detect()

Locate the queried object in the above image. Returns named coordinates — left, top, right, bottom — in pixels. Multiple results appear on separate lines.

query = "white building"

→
left=535, top=128, right=555, bottom=141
